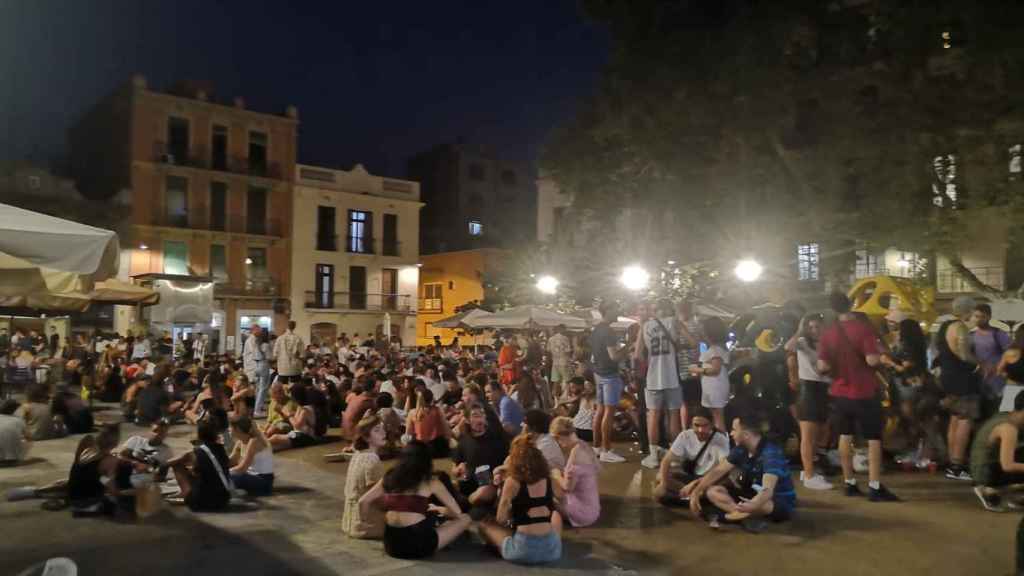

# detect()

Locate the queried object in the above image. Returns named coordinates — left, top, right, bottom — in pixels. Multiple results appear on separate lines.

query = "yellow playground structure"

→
left=848, top=275, right=937, bottom=327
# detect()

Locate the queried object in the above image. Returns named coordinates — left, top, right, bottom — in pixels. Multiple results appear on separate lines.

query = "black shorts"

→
left=287, top=431, right=317, bottom=448
left=575, top=428, right=594, bottom=443
left=798, top=380, right=830, bottom=423
left=830, top=396, right=882, bottom=441
left=681, top=377, right=702, bottom=406
left=384, top=517, right=439, bottom=559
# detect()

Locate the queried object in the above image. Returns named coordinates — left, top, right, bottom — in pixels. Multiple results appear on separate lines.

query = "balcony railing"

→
left=346, top=235, right=375, bottom=255
left=418, top=297, right=443, bottom=313
left=151, top=142, right=283, bottom=180
left=305, top=291, right=412, bottom=312
left=215, top=276, right=280, bottom=298
left=382, top=240, right=400, bottom=257
left=316, top=234, right=338, bottom=252
left=937, top=266, right=1005, bottom=293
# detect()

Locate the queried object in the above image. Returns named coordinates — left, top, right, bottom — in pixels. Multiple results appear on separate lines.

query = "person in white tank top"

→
left=229, top=416, right=275, bottom=496
left=785, top=313, right=833, bottom=491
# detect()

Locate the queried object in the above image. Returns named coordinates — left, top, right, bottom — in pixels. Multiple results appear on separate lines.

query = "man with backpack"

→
left=636, top=299, right=685, bottom=469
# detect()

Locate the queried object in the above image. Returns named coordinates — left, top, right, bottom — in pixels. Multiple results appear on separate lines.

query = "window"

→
left=1010, top=144, right=1022, bottom=181
left=892, top=250, right=922, bottom=279
left=468, top=220, right=483, bottom=236
left=347, top=210, right=373, bottom=254
left=382, top=214, right=398, bottom=256
left=422, top=283, right=442, bottom=312
left=468, top=162, right=485, bottom=181
left=501, top=169, right=517, bottom=186
left=246, top=247, right=267, bottom=277
left=27, top=175, right=40, bottom=189
left=248, top=131, right=268, bottom=175
left=210, top=244, right=227, bottom=283
left=855, top=249, right=880, bottom=278
left=211, top=125, right=228, bottom=171
left=349, top=266, right=367, bottom=310
left=167, top=116, right=190, bottom=163
left=317, top=206, right=337, bottom=251
left=210, top=182, right=227, bottom=231
left=166, top=175, right=188, bottom=227
left=797, top=243, right=819, bottom=281
left=247, top=185, right=267, bottom=234
left=314, top=264, right=334, bottom=308
left=163, top=241, right=188, bottom=275
left=932, top=154, right=959, bottom=209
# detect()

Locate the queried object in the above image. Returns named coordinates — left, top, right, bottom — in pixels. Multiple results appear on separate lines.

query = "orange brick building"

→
left=69, top=75, right=298, bottom=351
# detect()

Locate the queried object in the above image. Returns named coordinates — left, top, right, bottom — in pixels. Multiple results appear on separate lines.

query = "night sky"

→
left=0, top=0, right=607, bottom=177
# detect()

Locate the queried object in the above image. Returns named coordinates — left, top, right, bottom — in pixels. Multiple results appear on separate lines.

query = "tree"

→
left=544, top=0, right=1024, bottom=296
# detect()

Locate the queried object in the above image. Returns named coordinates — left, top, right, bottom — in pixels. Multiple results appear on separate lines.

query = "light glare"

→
left=735, top=259, right=763, bottom=283
left=620, top=266, right=650, bottom=291
left=536, top=275, right=559, bottom=295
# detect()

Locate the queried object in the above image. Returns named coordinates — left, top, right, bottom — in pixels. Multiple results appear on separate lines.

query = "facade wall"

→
left=415, top=249, right=505, bottom=346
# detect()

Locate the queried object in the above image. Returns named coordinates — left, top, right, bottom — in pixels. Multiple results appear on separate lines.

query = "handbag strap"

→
left=652, top=317, right=681, bottom=353
left=197, top=444, right=234, bottom=492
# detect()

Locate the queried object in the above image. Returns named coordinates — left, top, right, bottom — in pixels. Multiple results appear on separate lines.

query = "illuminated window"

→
left=855, top=249, right=879, bottom=278
left=797, top=243, right=819, bottom=281
left=468, top=220, right=483, bottom=236
left=932, top=154, right=959, bottom=209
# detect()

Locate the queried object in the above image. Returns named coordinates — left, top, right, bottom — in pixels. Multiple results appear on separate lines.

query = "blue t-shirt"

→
left=590, top=323, right=621, bottom=377
left=498, top=395, right=524, bottom=435
left=726, top=439, right=796, bottom=508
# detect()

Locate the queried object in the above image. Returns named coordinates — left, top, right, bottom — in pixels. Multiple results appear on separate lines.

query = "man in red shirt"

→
left=817, top=292, right=900, bottom=502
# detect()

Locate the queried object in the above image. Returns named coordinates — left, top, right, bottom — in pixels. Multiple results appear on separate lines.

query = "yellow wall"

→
left=416, top=249, right=505, bottom=346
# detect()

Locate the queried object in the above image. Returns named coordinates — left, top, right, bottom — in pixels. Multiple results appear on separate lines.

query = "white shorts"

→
left=701, top=378, right=730, bottom=409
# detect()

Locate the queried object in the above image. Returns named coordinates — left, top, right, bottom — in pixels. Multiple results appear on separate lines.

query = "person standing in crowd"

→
left=547, top=325, right=574, bottom=401
left=343, top=414, right=388, bottom=539
left=47, top=326, right=60, bottom=358
left=591, top=300, right=630, bottom=463
left=884, top=317, right=940, bottom=468
left=689, top=412, right=797, bottom=529
left=785, top=313, right=833, bottom=490
left=480, top=435, right=563, bottom=565
left=228, top=416, right=274, bottom=497
left=193, top=333, right=209, bottom=363
left=550, top=416, right=601, bottom=528
left=487, top=378, right=524, bottom=436
left=359, top=441, right=471, bottom=560
left=635, top=299, right=683, bottom=469
left=692, top=316, right=731, bottom=433
left=937, top=296, right=981, bottom=481
left=273, top=320, right=305, bottom=385
left=817, top=291, right=900, bottom=502
left=998, top=328, right=1024, bottom=412
left=654, top=407, right=729, bottom=506
left=973, top=303, right=1011, bottom=416
left=970, top=393, right=1024, bottom=511
left=498, top=333, right=522, bottom=389
left=674, top=301, right=703, bottom=428
left=243, top=324, right=266, bottom=416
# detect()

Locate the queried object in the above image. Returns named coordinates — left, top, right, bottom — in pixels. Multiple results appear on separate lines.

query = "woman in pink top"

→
left=550, top=416, right=601, bottom=527
left=406, top=388, right=452, bottom=458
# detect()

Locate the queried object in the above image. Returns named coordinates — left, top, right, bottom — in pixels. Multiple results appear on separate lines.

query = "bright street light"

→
left=620, top=265, right=650, bottom=291
left=536, top=275, right=559, bottom=295
left=735, top=259, right=763, bottom=283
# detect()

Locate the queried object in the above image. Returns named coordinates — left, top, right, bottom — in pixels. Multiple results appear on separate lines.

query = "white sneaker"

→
left=801, top=474, right=834, bottom=491
left=641, top=451, right=660, bottom=469
left=600, top=450, right=626, bottom=463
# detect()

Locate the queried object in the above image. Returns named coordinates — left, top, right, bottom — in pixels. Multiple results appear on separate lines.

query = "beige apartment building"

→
left=68, top=75, right=298, bottom=352
left=289, top=164, right=422, bottom=346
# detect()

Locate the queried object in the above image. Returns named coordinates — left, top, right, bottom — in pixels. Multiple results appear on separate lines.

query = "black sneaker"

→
left=844, top=483, right=864, bottom=497
left=869, top=484, right=901, bottom=502
left=944, top=465, right=972, bottom=481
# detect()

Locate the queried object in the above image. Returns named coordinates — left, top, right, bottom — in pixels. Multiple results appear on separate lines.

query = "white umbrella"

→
left=989, top=299, right=1024, bottom=325
left=432, top=308, right=493, bottom=329
left=468, top=305, right=587, bottom=330
left=0, top=203, right=118, bottom=280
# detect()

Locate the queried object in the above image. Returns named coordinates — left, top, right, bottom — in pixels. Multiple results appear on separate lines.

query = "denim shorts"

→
left=502, top=531, right=562, bottom=565
left=595, top=373, right=624, bottom=406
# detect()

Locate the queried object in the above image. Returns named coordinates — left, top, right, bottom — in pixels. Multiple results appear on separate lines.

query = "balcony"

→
left=382, top=240, right=400, bottom=257
left=304, top=291, right=412, bottom=312
left=316, top=233, right=338, bottom=252
left=418, top=297, right=443, bottom=313
left=937, top=266, right=1005, bottom=293
left=346, top=235, right=375, bottom=255
left=215, top=276, right=280, bottom=298
left=150, top=142, right=284, bottom=180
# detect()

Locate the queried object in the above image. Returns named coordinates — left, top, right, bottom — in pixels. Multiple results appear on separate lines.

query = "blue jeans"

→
left=502, top=531, right=561, bottom=565
left=231, top=472, right=274, bottom=496
left=253, top=365, right=270, bottom=413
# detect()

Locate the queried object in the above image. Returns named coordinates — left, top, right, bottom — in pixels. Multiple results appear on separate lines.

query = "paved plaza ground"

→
left=1, top=415, right=1018, bottom=576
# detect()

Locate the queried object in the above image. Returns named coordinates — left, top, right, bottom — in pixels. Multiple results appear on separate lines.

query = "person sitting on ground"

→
left=68, top=424, right=127, bottom=515
left=342, top=382, right=376, bottom=440
left=439, top=371, right=463, bottom=409
left=486, top=378, right=524, bottom=437
left=451, top=402, right=509, bottom=513
left=358, top=441, right=472, bottom=559
left=449, top=381, right=502, bottom=436
left=550, top=416, right=601, bottom=528
left=228, top=416, right=274, bottom=497
left=480, top=434, right=564, bottom=565
left=998, top=327, right=1024, bottom=413
left=230, top=373, right=256, bottom=418
left=16, top=383, right=63, bottom=440
left=267, top=383, right=319, bottom=452
left=263, top=381, right=296, bottom=436
left=511, top=373, right=541, bottom=411
left=343, top=414, right=388, bottom=539
left=185, top=372, right=230, bottom=425
left=654, top=406, right=730, bottom=507
left=407, top=387, right=453, bottom=458
left=525, top=409, right=565, bottom=471
left=118, top=418, right=173, bottom=473
left=51, top=386, right=93, bottom=435
left=572, top=377, right=596, bottom=443
left=689, top=412, right=797, bottom=530
left=970, top=393, right=1024, bottom=512
left=373, top=393, right=403, bottom=458
left=0, top=399, right=29, bottom=466
left=168, top=419, right=232, bottom=512
left=135, top=375, right=182, bottom=425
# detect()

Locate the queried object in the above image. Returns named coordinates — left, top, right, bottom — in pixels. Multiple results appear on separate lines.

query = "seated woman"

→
left=406, top=388, right=453, bottom=458
left=228, top=416, right=274, bottom=497
left=267, top=384, right=319, bottom=452
left=373, top=393, right=403, bottom=458
left=230, top=374, right=256, bottom=418
left=68, top=424, right=128, bottom=515
left=51, top=387, right=93, bottom=435
left=480, top=434, right=563, bottom=565
left=342, top=414, right=387, bottom=539
left=185, top=373, right=231, bottom=425
left=550, top=416, right=601, bottom=527
left=263, top=381, right=295, bottom=437
left=167, top=420, right=232, bottom=512
left=16, top=383, right=62, bottom=440
left=358, top=441, right=471, bottom=559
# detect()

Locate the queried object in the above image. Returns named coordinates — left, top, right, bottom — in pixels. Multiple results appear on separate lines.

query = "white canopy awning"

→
left=0, top=202, right=119, bottom=280
left=466, top=305, right=587, bottom=330
left=432, top=308, right=494, bottom=329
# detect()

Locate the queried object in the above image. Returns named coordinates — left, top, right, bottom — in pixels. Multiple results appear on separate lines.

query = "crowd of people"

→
left=4, top=291, right=1024, bottom=565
